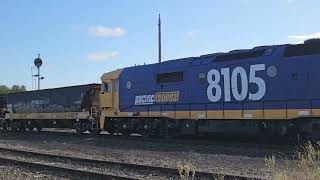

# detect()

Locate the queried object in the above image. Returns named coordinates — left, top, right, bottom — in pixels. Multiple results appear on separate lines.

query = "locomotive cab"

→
left=100, top=69, right=123, bottom=129
left=81, top=86, right=101, bottom=119
left=101, top=81, right=114, bottom=108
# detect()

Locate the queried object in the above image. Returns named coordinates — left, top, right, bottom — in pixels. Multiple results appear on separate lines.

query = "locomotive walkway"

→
left=0, top=146, right=263, bottom=180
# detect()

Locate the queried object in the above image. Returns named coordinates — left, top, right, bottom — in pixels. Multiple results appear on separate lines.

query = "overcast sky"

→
left=0, top=0, right=319, bottom=90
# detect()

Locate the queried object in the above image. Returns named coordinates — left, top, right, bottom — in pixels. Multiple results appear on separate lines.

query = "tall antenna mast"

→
left=158, top=14, right=162, bottom=63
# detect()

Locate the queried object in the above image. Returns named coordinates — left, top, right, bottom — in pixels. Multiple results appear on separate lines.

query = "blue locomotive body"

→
left=118, top=42, right=320, bottom=118
left=97, top=39, right=320, bottom=137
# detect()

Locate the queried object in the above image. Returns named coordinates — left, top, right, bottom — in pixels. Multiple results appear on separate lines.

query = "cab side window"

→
left=157, top=72, right=184, bottom=84
left=114, top=80, right=119, bottom=92
left=107, top=82, right=113, bottom=92
left=102, top=82, right=112, bottom=92
left=101, top=83, right=108, bottom=92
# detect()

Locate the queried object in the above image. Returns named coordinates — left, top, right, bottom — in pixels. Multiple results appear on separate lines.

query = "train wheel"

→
left=18, top=122, right=26, bottom=133
left=10, top=121, right=19, bottom=132
left=107, top=129, right=115, bottom=136
left=82, top=123, right=92, bottom=133
left=278, top=125, right=288, bottom=137
left=76, top=128, right=82, bottom=134
left=140, top=129, right=148, bottom=137
left=139, top=121, right=150, bottom=137
left=120, top=121, right=130, bottom=137
left=121, top=129, right=129, bottom=137
left=122, top=131, right=129, bottom=137
left=2, top=122, right=8, bottom=132
left=32, top=122, right=42, bottom=132
left=26, top=121, right=34, bottom=132
left=74, top=123, right=84, bottom=134
left=12, top=127, right=19, bottom=132
left=89, top=128, right=102, bottom=135
left=257, top=122, right=268, bottom=143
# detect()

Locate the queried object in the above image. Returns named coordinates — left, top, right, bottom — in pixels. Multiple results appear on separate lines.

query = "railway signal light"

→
left=33, top=53, right=44, bottom=90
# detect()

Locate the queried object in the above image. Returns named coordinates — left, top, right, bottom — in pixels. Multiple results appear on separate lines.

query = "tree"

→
left=0, top=85, right=26, bottom=94
left=10, top=85, right=26, bottom=93
left=0, top=85, right=9, bottom=94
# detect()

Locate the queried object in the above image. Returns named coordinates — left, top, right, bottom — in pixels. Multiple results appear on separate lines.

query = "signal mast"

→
left=33, top=54, right=44, bottom=90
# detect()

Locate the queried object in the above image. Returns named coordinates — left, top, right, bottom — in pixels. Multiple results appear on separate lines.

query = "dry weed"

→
left=212, top=173, right=225, bottom=180
left=265, top=142, right=320, bottom=180
left=177, top=162, right=196, bottom=180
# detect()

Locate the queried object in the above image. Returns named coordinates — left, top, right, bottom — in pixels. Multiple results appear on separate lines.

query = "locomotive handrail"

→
left=121, top=98, right=317, bottom=109
left=122, top=98, right=319, bottom=106
left=120, top=98, right=318, bottom=119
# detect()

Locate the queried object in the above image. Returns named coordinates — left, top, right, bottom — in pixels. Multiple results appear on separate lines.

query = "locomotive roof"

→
left=101, top=69, right=124, bottom=82
left=125, top=45, right=279, bottom=70
left=125, top=39, right=320, bottom=71
left=6, top=83, right=101, bottom=95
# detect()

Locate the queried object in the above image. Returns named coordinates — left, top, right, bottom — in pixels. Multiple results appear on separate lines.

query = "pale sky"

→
left=0, top=0, right=319, bottom=90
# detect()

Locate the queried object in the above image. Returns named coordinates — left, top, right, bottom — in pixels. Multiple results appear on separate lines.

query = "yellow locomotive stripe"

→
left=263, top=109, right=287, bottom=119
left=107, top=108, right=320, bottom=120
left=206, top=110, right=224, bottom=119
left=6, top=111, right=91, bottom=120
left=242, top=110, right=263, bottom=119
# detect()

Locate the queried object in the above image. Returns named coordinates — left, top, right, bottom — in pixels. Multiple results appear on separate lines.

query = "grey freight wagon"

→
left=2, top=84, right=101, bottom=133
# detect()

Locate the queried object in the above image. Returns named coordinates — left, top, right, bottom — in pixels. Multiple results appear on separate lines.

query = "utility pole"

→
left=158, top=14, right=162, bottom=63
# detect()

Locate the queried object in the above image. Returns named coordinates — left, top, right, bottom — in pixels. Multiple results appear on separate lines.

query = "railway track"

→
left=0, top=156, right=133, bottom=180
left=0, top=130, right=295, bottom=161
left=0, top=129, right=294, bottom=150
left=0, top=147, right=263, bottom=180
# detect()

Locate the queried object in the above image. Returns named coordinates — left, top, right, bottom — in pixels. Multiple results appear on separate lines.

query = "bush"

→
left=177, top=163, right=196, bottom=180
left=265, top=142, right=320, bottom=180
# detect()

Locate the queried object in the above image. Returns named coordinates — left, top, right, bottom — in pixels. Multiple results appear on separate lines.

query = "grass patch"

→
left=265, top=142, right=320, bottom=180
left=212, top=173, right=225, bottom=180
left=177, top=162, right=196, bottom=180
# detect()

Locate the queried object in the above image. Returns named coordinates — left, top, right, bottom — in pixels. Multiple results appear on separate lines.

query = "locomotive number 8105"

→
left=207, top=64, right=267, bottom=102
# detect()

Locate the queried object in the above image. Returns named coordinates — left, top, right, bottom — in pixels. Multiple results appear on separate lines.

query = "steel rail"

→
left=0, top=156, right=135, bottom=180
left=0, top=129, right=294, bottom=147
left=0, top=147, right=264, bottom=180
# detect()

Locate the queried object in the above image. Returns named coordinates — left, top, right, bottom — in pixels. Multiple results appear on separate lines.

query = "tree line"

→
left=0, top=85, right=26, bottom=94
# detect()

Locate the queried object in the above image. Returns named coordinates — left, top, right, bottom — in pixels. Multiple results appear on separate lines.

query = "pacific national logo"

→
left=135, top=91, right=180, bottom=105
left=135, top=95, right=154, bottom=105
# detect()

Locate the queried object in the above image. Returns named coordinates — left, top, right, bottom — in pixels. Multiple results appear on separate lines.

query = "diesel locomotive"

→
left=1, top=39, right=320, bottom=140
left=99, top=39, right=320, bottom=139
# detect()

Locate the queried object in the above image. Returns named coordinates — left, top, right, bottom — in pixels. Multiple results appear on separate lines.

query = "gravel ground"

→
left=0, top=151, right=176, bottom=180
left=0, top=131, right=296, bottom=179
left=0, top=162, right=69, bottom=180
